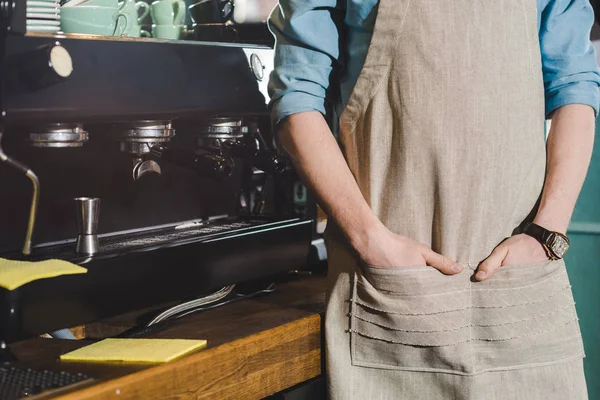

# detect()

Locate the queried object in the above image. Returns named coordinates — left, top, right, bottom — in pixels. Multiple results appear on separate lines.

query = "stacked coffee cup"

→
left=61, top=0, right=151, bottom=37
left=151, top=0, right=186, bottom=39
left=119, top=0, right=151, bottom=37
left=61, top=0, right=130, bottom=36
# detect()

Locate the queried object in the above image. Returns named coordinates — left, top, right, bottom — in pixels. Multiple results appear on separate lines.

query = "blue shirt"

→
left=268, top=0, right=600, bottom=124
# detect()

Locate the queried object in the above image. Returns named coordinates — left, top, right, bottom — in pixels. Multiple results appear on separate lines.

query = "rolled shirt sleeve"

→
left=539, top=0, right=600, bottom=117
left=267, top=0, right=345, bottom=125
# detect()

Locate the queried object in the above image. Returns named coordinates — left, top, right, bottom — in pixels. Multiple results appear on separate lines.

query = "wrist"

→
left=532, top=215, right=569, bottom=234
left=345, top=213, right=387, bottom=256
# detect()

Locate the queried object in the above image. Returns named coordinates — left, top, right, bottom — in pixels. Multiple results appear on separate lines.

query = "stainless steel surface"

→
left=76, top=234, right=99, bottom=255
left=29, top=124, right=88, bottom=148
left=74, top=197, right=100, bottom=235
left=194, top=118, right=244, bottom=151
left=132, top=159, right=162, bottom=180
left=195, top=117, right=243, bottom=139
left=0, top=132, right=40, bottom=255
left=23, top=170, right=40, bottom=256
left=98, top=219, right=260, bottom=253
left=147, top=285, right=235, bottom=326
left=118, top=121, right=175, bottom=155
left=74, top=197, right=101, bottom=254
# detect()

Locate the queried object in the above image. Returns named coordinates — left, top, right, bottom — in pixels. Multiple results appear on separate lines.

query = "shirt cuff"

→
left=545, top=82, right=600, bottom=118
left=269, top=92, right=327, bottom=126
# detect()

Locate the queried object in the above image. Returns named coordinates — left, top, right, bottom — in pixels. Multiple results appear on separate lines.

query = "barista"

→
left=268, top=0, right=600, bottom=398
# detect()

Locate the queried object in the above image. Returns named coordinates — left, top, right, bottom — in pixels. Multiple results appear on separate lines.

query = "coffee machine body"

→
left=0, top=31, right=314, bottom=343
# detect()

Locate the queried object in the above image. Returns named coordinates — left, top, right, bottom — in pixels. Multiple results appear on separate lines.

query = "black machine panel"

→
left=2, top=35, right=271, bottom=123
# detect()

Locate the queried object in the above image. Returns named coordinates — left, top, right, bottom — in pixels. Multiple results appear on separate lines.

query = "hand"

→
left=475, top=234, right=550, bottom=281
left=356, top=225, right=463, bottom=275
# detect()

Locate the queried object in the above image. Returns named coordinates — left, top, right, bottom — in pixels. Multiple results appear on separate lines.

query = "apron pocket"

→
left=350, top=266, right=473, bottom=373
left=470, top=259, right=584, bottom=372
left=349, top=260, right=584, bottom=374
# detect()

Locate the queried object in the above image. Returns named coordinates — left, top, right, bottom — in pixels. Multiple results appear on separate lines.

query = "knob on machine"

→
left=19, top=42, right=73, bottom=89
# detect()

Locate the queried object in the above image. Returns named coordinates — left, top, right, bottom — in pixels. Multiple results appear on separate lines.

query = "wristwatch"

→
left=523, top=222, right=570, bottom=260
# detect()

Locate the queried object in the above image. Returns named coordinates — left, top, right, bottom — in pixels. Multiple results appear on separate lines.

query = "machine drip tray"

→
left=27, top=217, right=301, bottom=262
left=101, top=220, right=263, bottom=253
left=0, top=217, right=313, bottom=343
left=0, top=365, right=93, bottom=400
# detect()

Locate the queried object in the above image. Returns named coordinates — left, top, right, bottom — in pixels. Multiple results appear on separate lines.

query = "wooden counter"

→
left=10, top=274, right=327, bottom=400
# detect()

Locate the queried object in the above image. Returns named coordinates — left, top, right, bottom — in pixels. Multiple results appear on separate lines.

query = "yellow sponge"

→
left=60, top=338, right=208, bottom=364
left=0, top=258, right=87, bottom=291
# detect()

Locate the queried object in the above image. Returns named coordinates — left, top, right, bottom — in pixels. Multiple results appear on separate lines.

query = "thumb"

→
left=422, top=248, right=462, bottom=274
left=476, top=244, right=507, bottom=281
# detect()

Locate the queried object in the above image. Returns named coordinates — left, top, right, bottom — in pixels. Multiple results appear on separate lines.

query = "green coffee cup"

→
left=118, top=0, right=150, bottom=36
left=152, top=24, right=183, bottom=39
left=61, top=6, right=130, bottom=36
left=119, top=0, right=150, bottom=24
left=129, top=25, right=152, bottom=37
left=150, top=0, right=185, bottom=25
left=172, top=0, right=185, bottom=24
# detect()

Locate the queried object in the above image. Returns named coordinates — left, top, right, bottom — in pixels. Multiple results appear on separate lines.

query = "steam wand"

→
left=0, top=131, right=39, bottom=255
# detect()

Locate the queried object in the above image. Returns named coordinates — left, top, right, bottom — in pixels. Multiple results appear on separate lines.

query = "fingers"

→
left=421, top=248, right=462, bottom=274
left=475, top=244, right=508, bottom=281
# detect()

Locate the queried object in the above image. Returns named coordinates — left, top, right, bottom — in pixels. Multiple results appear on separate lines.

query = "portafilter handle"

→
left=149, top=145, right=234, bottom=180
left=225, top=140, right=286, bottom=174
left=75, top=197, right=100, bottom=254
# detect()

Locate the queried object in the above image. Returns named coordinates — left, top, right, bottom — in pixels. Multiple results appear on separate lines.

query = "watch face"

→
left=549, top=234, right=569, bottom=259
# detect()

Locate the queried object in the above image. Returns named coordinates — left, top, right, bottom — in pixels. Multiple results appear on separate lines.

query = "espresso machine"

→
left=0, top=0, right=317, bottom=354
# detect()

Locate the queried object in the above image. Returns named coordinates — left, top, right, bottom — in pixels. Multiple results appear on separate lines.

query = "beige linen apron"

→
left=324, top=0, right=588, bottom=398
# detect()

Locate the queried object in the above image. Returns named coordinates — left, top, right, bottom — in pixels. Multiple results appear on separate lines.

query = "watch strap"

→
left=523, top=222, right=570, bottom=260
left=523, top=222, right=553, bottom=245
